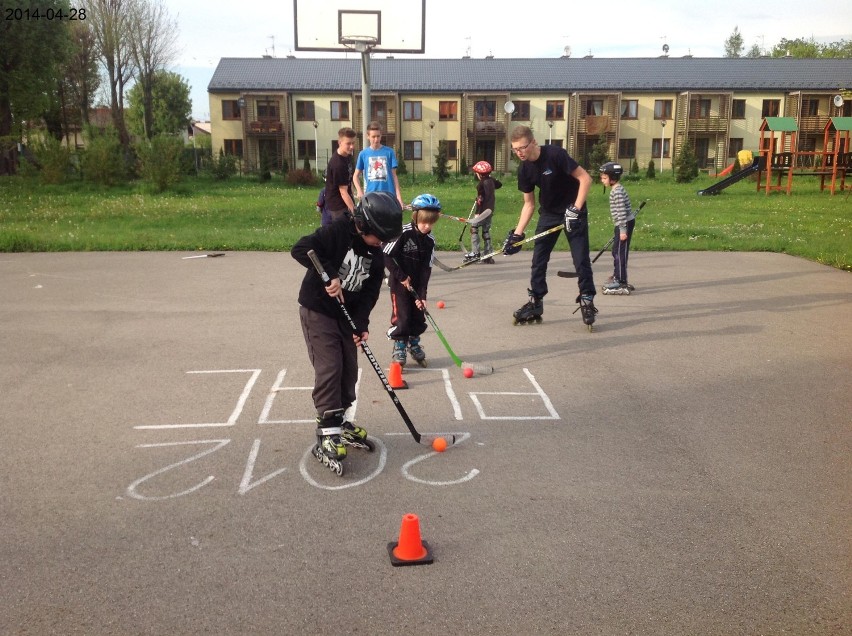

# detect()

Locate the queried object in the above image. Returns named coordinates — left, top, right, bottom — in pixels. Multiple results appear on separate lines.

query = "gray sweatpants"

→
left=299, top=306, right=358, bottom=420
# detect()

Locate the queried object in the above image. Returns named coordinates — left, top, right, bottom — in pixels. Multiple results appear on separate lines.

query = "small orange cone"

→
left=388, top=361, right=408, bottom=390
left=388, top=513, right=433, bottom=566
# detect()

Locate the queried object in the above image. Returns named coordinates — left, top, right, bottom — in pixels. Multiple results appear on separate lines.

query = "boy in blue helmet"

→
left=382, top=194, right=441, bottom=368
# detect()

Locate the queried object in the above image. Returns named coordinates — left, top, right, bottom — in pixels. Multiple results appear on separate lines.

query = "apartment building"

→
left=207, top=56, right=852, bottom=175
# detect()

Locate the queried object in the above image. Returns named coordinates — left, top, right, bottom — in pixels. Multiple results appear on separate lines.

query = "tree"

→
left=127, top=0, right=179, bottom=140
left=0, top=0, right=71, bottom=137
left=724, top=27, right=744, bottom=58
left=62, top=20, right=101, bottom=139
left=586, top=134, right=610, bottom=172
left=84, top=0, right=136, bottom=149
left=126, top=70, right=190, bottom=137
left=432, top=140, right=449, bottom=183
left=675, top=142, right=699, bottom=183
left=769, top=37, right=852, bottom=58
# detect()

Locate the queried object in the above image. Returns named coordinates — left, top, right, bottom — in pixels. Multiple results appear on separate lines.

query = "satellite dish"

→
left=563, top=45, right=572, bottom=57
left=834, top=94, right=845, bottom=108
left=504, top=101, right=515, bottom=114
left=662, top=43, right=670, bottom=54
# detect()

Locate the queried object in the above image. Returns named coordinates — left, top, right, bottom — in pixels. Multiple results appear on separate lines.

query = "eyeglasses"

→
left=511, top=140, right=535, bottom=154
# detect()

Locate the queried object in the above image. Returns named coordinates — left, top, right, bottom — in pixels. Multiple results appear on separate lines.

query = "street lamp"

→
left=312, top=121, right=319, bottom=176
left=547, top=120, right=553, bottom=145
left=660, top=119, right=667, bottom=175
left=429, top=121, right=435, bottom=173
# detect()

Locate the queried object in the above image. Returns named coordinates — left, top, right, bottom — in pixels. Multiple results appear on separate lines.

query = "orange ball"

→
left=432, top=437, right=448, bottom=452
left=463, top=367, right=474, bottom=378
left=437, top=301, right=445, bottom=309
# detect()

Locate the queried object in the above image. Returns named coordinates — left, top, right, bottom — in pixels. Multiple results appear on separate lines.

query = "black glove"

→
left=502, top=230, right=525, bottom=255
left=564, top=205, right=582, bottom=233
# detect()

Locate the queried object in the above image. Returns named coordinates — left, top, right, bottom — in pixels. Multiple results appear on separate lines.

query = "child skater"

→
left=464, top=160, right=501, bottom=264
left=291, top=191, right=402, bottom=476
left=383, top=194, right=441, bottom=368
left=599, top=162, right=636, bottom=294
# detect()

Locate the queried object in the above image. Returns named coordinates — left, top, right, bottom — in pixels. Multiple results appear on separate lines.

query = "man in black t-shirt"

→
left=324, top=127, right=357, bottom=223
left=503, top=125, right=597, bottom=329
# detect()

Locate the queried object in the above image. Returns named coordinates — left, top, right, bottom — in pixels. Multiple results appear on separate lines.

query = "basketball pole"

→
left=353, top=40, right=372, bottom=143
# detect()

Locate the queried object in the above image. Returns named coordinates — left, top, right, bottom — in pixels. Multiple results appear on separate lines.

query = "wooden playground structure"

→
left=757, top=116, right=852, bottom=195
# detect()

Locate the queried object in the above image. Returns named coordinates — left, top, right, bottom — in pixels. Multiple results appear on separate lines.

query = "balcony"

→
left=248, top=120, right=283, bottom=134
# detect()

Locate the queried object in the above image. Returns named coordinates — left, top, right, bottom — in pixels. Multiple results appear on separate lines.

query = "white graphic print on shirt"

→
left=338, top=249, right=373, bottom=292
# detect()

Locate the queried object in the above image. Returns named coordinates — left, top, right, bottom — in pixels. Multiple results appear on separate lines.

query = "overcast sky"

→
left=165, top=0, right=852, bottom=119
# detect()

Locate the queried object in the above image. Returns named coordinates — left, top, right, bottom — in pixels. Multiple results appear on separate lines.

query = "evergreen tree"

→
left=432, top=140, right=450, bottom=183
left=675, top=142, right=699, bottom=183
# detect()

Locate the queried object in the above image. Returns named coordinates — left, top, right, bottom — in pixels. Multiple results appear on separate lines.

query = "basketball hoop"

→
left=341, top=35, right=378, bottom=53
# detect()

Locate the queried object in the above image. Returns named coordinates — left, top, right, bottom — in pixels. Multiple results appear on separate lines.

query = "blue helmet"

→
left=410, top=193, right=441, bottom=211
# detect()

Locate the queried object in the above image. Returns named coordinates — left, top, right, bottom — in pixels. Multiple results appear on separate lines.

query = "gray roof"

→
left=208, top=57, right=852, bottom=94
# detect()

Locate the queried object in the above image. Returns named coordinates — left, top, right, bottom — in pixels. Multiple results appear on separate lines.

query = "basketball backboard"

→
left=293, top=0, right=425, bottom=53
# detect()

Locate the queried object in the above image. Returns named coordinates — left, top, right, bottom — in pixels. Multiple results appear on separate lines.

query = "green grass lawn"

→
left=1, top=172, right=849, bottom=271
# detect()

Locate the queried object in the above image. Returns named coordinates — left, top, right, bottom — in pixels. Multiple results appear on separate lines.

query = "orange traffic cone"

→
left=388, top=361, right=408, bottom=390
left=388, top=513, right=433, bottom=566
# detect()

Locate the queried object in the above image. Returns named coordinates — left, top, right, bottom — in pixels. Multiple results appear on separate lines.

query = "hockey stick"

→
left=447, top=223, right=566, bottom=271
left=557, top=200, right=647, bottom=278
left=392, top=260, right=494, bottom=375
left=431, top=255, right=455, bottom=272
left=307, top=250, right=455, bottom=448
left=457, top=201, right=477, bottom=253
left=182, top=252, right=225, bottom=259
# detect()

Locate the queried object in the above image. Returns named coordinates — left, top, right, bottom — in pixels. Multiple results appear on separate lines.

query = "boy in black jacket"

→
left=382, top=193, right=441, bottom=368
left=291, top=192, right=402, bottom=475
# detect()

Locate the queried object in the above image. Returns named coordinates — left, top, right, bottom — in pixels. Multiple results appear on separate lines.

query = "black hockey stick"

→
left=307, top=250, right=455, bottom=448
left=392, top=260, right=494, bottom=375
left=558, top=200, right=647, bottom=278
left=447, top=223, right=565, bottom=271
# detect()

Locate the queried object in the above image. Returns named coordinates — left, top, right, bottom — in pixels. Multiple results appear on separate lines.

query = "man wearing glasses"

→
left=504, top=125, right=598, bottom=330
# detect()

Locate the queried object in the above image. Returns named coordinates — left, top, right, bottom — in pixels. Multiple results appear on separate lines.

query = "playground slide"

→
left=717, top=163, right=734, bottom=177
left=697, top=156, right=762, bottom=196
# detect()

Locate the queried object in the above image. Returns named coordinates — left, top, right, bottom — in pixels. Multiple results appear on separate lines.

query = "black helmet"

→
left=599, top=161, right=623, bottom=178
left=355, top=192, right=402, bottom=242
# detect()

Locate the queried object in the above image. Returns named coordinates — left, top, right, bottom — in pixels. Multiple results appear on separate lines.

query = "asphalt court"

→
left=1, top=250, right=850, bottom=635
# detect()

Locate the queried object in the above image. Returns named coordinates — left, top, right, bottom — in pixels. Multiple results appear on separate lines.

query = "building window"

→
left=801, top=98, right=819, bottom=117
left=296, top=100, right=315, bottom=121
left=511, top=101, right=531, bottom=120
left=223, top=139, right=243, bottom=156
left=256, top=99, right=279, bottom=120
left=297, top=139, right=316, bottom=160
left=550, top=139, right=563, bottom=148
left=731, top=99, right=746, bottom=119
left=475, top=100, right=496, bottom=121
left=729, top=138, right=743, bottom=158
left=620, top=100, right=638, bottom=119
left=584, top=99, right=603, bottom=116
left=330, top=101, right=349, bottom=120
left=761, top=99, right=780, bottom=117
left=403, top=140, right=422, bottom=160
left=654, top=99, right=673, bottom=119
left=689, top=99, right=711, bottom=118
left=443, top=140, right=457, bottom=159
left=439, top=101, right=457, bottom=121
left=651, top=138, right=670, bottom=158
left=403, top=101, right=422, bottom=121
left=618, top=139, right=636, bottom=159
left=546, top=100, right=564, bottom=120
left=222, top=100, right=241, bottom=120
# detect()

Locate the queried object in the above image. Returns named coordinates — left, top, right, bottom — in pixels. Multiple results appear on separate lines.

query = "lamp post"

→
left=547, top=120, right=553, bottom=145
left=312, top=121, right=319, bottom=176
left=429, top=121, right=435, bottom=173
left=660, top=119, right=667, bottom=175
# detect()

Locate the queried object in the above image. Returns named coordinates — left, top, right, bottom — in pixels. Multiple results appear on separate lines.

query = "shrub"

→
left=210, top=149, right=237, bottom=180
left=432, top=140, right=450, bottom=183
left=630, top=158, right=640, bottom=175
left=80, top=128, right=127, bottom=186
left=397, top=156, right=407, bottom=175
left=675, top=142, right=699, bottom=183
left=285, top=169, right=316, bottom=186
left=136, top=134, right=184, bottom=191
left=258, top=148, right=272, bottom=182
left=586, top=134, right=610, bottom=172
left=646, top=159, right=656, bottom=179
left=33, top=136, right=72, bottom=184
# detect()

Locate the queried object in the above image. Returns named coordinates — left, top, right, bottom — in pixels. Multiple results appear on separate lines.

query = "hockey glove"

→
left=564, top=205, right=582, bottom=233
left=502, top=230, right=525, bottom=255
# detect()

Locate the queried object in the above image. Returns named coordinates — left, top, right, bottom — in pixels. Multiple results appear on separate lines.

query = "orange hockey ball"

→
left=432, top=437, right=448, bottom=452
left=463, top=367, right=474, bottom=378
left=437, top=301, right=445, bottom=309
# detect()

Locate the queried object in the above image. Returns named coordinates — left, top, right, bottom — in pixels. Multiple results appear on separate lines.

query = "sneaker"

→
left=392, top=339, right=407, bottom=367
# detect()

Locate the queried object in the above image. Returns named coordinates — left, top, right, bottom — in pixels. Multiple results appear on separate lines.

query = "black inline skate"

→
left=312, top=410, right=347, bottom=476
left=513, top=289, right=543, bottom=325
left=341, top=418, right=376, bottom=452
left=575, top=294, right=598, bottom=332
left=408, top=336, right=427, bottom=367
